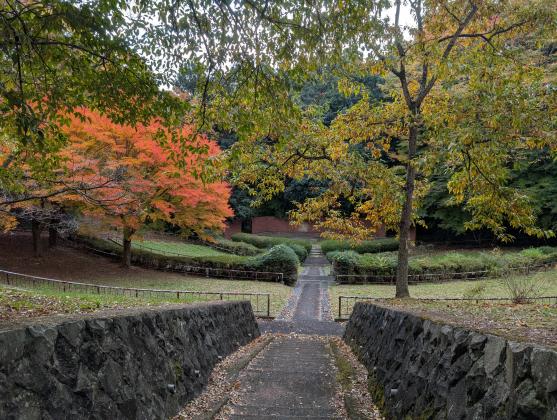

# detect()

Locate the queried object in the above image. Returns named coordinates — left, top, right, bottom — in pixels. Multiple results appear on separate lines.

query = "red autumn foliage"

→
left=60, top=108, right=232, bottom=264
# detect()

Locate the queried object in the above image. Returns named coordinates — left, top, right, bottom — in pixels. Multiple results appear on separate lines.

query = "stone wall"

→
left=0, top=301, right=260, bottom=420
left=344, top=302, right=557, bottom=419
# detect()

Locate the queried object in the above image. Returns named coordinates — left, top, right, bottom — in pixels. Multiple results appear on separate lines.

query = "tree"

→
left=225, top=0, right=556, bottom=297
left=61, top=108, right=233, bottom=267
left=0, top=0, right=192, bottom=230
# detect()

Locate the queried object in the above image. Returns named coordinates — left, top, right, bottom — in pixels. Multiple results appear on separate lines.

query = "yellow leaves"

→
left=0, top=214, right=18, bottom=232
left=337, top=77, right=368, bottom=98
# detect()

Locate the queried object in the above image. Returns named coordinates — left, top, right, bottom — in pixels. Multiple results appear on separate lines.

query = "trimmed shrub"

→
left=329, top=250, right=361, bottom=276
left=330, top=246, right=557, bottom=280
left=321, top=238, right=399, bottom=255
left=231, top=233, right=311, bottom=262
left=212, top=238, right=261, bottom=256
left=247, top=244, right=299, bottom=286
left=72, top=235, right=298, bottom=284
left=286, top=243, right=309, bottom=263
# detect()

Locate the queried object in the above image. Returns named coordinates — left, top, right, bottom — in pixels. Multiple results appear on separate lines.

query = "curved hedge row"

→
left=329, top=246, right=557, bottom=279
left=321, top=238, right=399, bottom=255
left=211, top=238, right=261, bottom=256
left=231, top=233, right=312, bottom=263
left=74, top=236, right=299, bottom=285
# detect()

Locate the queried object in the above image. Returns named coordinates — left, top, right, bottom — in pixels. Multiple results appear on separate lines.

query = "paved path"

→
left=259, top=245, right=344, bottom=336
left=229, top=336, right=341, bottom=419
left=230, top=245, right=345, bottom=419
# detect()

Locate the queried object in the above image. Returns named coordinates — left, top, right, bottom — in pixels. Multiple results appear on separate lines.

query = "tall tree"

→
left=61, top=108, right=232, bottom=267
left=225, top=0, right=556, bottom=297
left=0, top=0, right=190, bottom=229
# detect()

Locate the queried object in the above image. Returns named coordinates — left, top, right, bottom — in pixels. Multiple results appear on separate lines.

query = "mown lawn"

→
left=133, top=240, right=230, bottom=257
left=0, top=234, right=292, bottom=317
left=1, top=277, right=290, bottom=319
left=0, top=285, right=165, bottom=323
left=75, top=276, right=291, bottom=316
left=329, top=270, right=557, bottom=317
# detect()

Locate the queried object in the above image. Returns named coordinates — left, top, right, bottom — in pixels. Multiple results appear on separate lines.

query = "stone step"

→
left=231, top=404, right=335, bottom=417
left=229, top=415, right=339, bottom=420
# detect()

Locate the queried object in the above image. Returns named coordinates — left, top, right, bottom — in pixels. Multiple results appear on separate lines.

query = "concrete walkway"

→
left=259, top=245, right=344, bottom=336
left=229, top=336, right=341, bottom=419
left=228, top=245, right=345, bottom=419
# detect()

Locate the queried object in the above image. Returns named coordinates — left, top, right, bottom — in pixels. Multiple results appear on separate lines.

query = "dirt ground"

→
left=0, top=231, right=200, bottom=284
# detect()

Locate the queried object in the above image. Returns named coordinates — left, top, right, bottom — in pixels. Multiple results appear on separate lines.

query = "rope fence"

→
left=335, top=262, right=555, bottom=285
left=0, top=269, right=272, bottom=317
left=336, top=294, right=557, bottom=320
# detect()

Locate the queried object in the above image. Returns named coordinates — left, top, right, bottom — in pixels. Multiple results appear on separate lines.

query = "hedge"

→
left=231, top=233, right=311, bottom=262
left=330, top=246, right=557, bottom=279
left=246, top=244, right=299, bottom=284
left=212, top=238, right=261, bottom=256
left=73, top=235, right=299, bottom=285
left=321, top=238, right=399, bottom=255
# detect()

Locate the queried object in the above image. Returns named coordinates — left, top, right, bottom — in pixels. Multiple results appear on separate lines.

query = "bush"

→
left=73, top=235, right=298, bottom=284
left=330, top=246, right=557, bottom=280
left=212, top=238, right=261, bottom=256
left=502, top=274, right=548, bottom=303
left=329, top=250, right=361, bottom=275
left=231, top=233, right=311, bottom=262
left=321, top=238, right=399, bottom=255
left=286, top=243, right=309, bottom=263
left=247, top=244, right=299, bottom=286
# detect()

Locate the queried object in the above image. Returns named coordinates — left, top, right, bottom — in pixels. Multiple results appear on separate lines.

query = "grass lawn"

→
left=0, top=233, right=292, bottom=317
left=133, top=239, right=230, bottom=257
left=330, top=270, right=557, bottom=317
left=5, top=276, right=291, bottom=317
left=70, top=276, right=291, bottom=316
left=0, top=285, right=167, bottom=323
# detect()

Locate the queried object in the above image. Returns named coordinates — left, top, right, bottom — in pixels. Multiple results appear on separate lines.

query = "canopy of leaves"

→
left=0, top=0, right=187, bottom=220
left=60, top=108, right=233, bottom=238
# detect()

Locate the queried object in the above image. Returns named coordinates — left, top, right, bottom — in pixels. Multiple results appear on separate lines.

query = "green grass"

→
left=330, top=270, right=557, bottom=316
left=0, top=285, right=162, bottom=321
left=77, top=276, right=291, bottom=315
left=329, top=246, right=557, bottom=277
left=3, top=275, right=292, bottom=317
left=133, top=240, right=230, bottom=257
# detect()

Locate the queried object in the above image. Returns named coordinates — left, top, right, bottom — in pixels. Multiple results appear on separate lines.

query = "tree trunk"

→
left=122, top=226, right=135, bottom=268
left=31, top=220, right=43, bottom=257
left=395, top=124, right=418, bottom=298
left=48, top=226, right=58, bottom=248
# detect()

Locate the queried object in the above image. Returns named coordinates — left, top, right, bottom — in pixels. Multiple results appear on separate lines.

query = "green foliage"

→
left=76, top=235, right=297, bottom=284
left=0, top=1, right=185, bottom=208
left=327, top=250, right=361, bottom=275
left=330, top=247, right=557, bottom=277
left=321, top=238, right=398, bottom=255
left=213, top=238, right=261, bottom=256
left=246, top=244, right=300, bottom=286
left=231, top=233, right=311, bottom=262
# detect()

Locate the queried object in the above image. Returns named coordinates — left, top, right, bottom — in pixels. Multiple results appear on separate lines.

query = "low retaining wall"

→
left=0, top=301, right=260, bottom=420
left=344, top=302, right=557, bottom=419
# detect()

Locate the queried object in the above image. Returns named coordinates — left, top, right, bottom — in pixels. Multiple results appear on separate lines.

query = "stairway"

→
left=261, top=244, right=342, bottom=335
left=229, top=336, right=341, bottom=419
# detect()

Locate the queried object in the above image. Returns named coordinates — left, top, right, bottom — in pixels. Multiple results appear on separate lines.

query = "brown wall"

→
left=224, top=216, right=393, bottom=240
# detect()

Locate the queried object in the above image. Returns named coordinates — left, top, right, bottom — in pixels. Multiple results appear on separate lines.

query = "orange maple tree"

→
left=60, top=108, right=233, bottom=266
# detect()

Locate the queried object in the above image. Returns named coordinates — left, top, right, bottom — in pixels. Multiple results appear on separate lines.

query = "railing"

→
left=335, top=263, right=554, bottom=285
left=65, top=237, right=284, bottom=283
left=336, top=294, right=557, bottom=320
left=0, top=269, right=272, bottom=317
